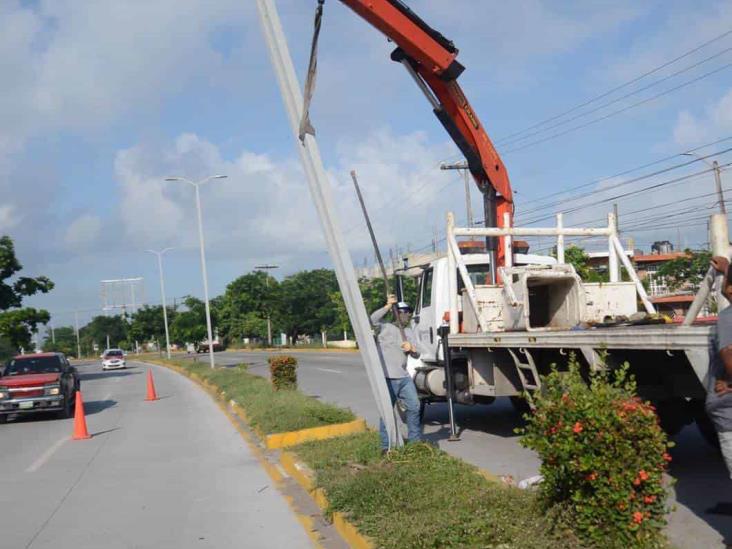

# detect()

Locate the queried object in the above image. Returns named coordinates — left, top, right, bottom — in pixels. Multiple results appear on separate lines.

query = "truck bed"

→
left=449, top=324, right=713, bottom=351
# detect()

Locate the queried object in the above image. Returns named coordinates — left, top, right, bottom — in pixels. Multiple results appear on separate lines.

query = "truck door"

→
left=414, top=267, right=438, bottom=361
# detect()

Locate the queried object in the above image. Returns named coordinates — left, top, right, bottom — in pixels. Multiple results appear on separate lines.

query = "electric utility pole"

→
left=441, top=160, right=473, bottom=228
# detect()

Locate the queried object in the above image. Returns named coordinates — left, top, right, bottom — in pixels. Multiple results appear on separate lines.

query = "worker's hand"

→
left=711, top=256, right=729, bottom=274
left=386, top=294, right=397, bottom=308
left=714, top=379, right=732, bottom=395
left=400, top=341, right=414, bottom=353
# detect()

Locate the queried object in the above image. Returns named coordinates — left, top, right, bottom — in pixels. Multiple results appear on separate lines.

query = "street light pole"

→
left=74, top=311, right=81, bottom=359
left=164, top=175, right=227, bottom=368
left=255, top=264, right=279, bottom=346
left=682, top=152, right=727, bottom=214
left=146, top=248, right=174, bottom=359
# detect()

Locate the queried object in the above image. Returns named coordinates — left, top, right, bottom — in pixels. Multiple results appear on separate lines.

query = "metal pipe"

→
left=610, top=234, right=655, bottom=314
left=556, top=213, right=564, bottom=264
left=350, top=170, right=406, bottom=339
left=439, top=323, right=459, bottom=441
left=454, top=226, right=613, bottom=237
left=447, top=212, right=459, bottom=335
left=608, top=212, right=620, bottom=283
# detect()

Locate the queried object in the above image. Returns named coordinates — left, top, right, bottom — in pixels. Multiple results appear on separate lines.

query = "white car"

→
left=101, top=349, right=126, bottom=370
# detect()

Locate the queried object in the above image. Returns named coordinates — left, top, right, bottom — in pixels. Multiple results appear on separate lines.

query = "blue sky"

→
left=2, top=0, right=731, bottom=328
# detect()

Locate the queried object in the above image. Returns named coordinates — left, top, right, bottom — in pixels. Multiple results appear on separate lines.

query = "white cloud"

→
left=113, top=129, right=461, bottom=269
left=672, top=87, right=732, bottom=147
left=64, top=214, right=102, bottom=250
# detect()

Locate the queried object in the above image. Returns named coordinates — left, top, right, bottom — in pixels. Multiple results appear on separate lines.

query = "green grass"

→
left=294, top=433, right=585, bottom=549
left=156, top=358, right=355, bottom=434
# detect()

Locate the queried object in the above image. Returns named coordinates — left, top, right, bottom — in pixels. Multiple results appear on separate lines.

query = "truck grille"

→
left=9, top=387, right=44, bottom=398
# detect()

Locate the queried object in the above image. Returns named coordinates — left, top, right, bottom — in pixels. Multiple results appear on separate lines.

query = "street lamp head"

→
left=211, top=175, right=227, bottom=180
left=164, top=177, right=183, bottom=181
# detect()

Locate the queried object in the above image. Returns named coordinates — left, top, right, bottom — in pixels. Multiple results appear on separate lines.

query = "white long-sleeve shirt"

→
left=370, top=306, right=421, bottom=379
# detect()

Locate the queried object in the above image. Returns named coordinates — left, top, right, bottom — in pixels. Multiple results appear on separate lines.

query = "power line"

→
left=503, top=61, right=732, bottom=155
left=515, top=136, right=732, bottom=208
left=496, top=28, right=732, bottom=145
left=499, top=46, right=732, bottom=148
left=517, top=152, right=732, bottom=224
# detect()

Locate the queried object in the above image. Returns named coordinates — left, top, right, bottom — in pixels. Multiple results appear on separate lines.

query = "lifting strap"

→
left=298, top=0, right=325, bottom=142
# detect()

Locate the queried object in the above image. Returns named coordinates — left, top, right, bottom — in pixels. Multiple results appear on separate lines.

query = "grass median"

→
left=150, top=358, right=354, bottom=435
left=294, top=432, right=584, bottom=549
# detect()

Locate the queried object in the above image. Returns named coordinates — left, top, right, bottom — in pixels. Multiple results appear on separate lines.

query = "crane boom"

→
left=338, top=0, right=513, bottom=274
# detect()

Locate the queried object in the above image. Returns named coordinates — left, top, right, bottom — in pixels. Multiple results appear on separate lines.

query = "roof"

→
left=634, top=252, right=686, bottom=263
left=13, top=352, right=61, bottom=359
left=651, top=295, right=695, bottom=304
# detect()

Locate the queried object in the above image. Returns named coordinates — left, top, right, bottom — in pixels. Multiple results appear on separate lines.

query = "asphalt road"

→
left=0, top=360, right=315, bottom=549
left=196, top=349, right=732, bottom=549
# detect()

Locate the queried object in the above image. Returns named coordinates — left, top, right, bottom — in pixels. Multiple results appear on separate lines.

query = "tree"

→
left=215, top=271, right=277, bottom=342
left=43, top=326, right=77, bottom=357
left=0, top=236, right=54, bottom=350
left=277, top=269, right=340, bottom=339
left=656, top=249, right=711, bottom=292
left=129, top=305, right=175, bottom=345
left=170, top=296, right=208, bottom=345
left=80, top=315, right=130, bottom=352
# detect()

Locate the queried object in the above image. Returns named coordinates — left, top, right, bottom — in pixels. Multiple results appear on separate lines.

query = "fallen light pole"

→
left=256, top=0, right=402, bottom=448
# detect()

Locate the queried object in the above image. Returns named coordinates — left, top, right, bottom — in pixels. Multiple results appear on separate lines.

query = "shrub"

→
left=268, top=355, right=298, bottom=391
left=520, top=357, right=672, bottom=548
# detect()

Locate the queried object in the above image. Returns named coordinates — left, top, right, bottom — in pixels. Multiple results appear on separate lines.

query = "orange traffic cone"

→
left=145, top=369, right=158, bottom=401
left=72, top=391, right=91, bottom=440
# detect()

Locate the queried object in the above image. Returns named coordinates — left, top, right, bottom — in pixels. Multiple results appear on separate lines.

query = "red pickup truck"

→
left=0, top=352, right=80, bottom=424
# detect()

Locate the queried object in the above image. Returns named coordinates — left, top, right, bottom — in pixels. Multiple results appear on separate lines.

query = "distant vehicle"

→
left=195, top=341, right=224, bottom=354
left=101, top=349, right=126, bottom=370
left=0, top=353, right=79, bottom=423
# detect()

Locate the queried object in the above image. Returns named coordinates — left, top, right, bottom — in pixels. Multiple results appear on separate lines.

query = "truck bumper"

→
left=0, top=395, right=65, bottom=414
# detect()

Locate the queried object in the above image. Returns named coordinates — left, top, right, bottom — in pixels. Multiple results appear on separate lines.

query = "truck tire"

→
left=0, top=414, right=6, bottom=424
left=696, top=413, right=721, bottom=450
left=57, top=394, right=73, bottom=419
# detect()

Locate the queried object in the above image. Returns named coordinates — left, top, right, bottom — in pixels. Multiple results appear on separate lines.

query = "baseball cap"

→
left=396, top=301, right=412, bottom=312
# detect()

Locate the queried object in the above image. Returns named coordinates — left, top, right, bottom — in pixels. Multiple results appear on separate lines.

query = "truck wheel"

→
left=696, top=413, right=721, bottom=450
left=0, top=414, right=6, bottom=424
left=57, top=395, right=73, bottom=419
left=510, top=396, right=532, bottom=416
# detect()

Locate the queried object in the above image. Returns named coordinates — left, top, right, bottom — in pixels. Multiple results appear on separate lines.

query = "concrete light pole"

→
left=164, top=175, right=227, bottom=368
left=146, top=247, right=174, bottom=359
left=254, top=264, right=279, bottom=346
left=682, top=152, right=727, bottom=214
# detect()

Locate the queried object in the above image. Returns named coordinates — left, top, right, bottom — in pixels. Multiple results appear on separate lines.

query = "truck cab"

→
left=0, top=353, right=79, bottom=423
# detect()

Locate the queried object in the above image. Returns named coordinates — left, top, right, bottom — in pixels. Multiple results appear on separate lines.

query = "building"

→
left=632, top=246, right=698, bottom=318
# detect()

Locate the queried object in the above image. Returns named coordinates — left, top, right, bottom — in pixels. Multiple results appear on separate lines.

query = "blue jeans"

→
left=379, top=376, right=422, bottom=450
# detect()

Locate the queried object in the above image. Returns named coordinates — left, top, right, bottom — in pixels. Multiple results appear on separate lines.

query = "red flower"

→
left=633, top=478, right=641, bottom=486
left=633, top=511, right=644, bottom=524
left=572, top=421, right=583, bottom=434
left=644, top=495, right=656, bottom=504
left=638, top=470, right=649, bottom=481
left=662, top=452, right=672, bottom=462
left=586, top=472, right=598, bottom=481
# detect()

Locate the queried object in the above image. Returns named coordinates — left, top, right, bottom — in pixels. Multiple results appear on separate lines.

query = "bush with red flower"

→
left=520, top=357, right=672, bottom=548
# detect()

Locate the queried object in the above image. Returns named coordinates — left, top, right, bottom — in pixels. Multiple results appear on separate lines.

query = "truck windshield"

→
left=4, top=356, right=62, bottom=376
left=458, top=265, right=492, bottom=289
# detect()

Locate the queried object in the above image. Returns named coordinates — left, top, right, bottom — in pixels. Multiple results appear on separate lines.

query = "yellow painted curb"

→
left=279, top=452, right=375, bottom=549
left=333, top=513, right=375, bottom=549
left=265, top=419, right=368, bottom=449
left=280, top=451, right=315, bottom=492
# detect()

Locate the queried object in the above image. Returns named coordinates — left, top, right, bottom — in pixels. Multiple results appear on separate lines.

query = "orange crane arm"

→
left=338, top=0, right=513, bottom=273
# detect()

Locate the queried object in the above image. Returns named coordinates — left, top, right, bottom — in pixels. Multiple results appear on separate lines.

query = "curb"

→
left=266, top=419, right=368, bottom=449
left=280, top=451, right=375, bottom=549
left=146, top=359, right=373, bottom=548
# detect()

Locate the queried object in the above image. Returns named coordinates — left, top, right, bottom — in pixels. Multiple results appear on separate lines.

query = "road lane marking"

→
left=26, top=437, right=67, bottom=473
left=316, top=367, right=343, bottom=374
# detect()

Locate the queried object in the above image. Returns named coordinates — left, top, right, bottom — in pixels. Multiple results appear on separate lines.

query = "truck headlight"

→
left=44, top=385, right=60, bottom=396
left=0, top=387, right=7, bottom=399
